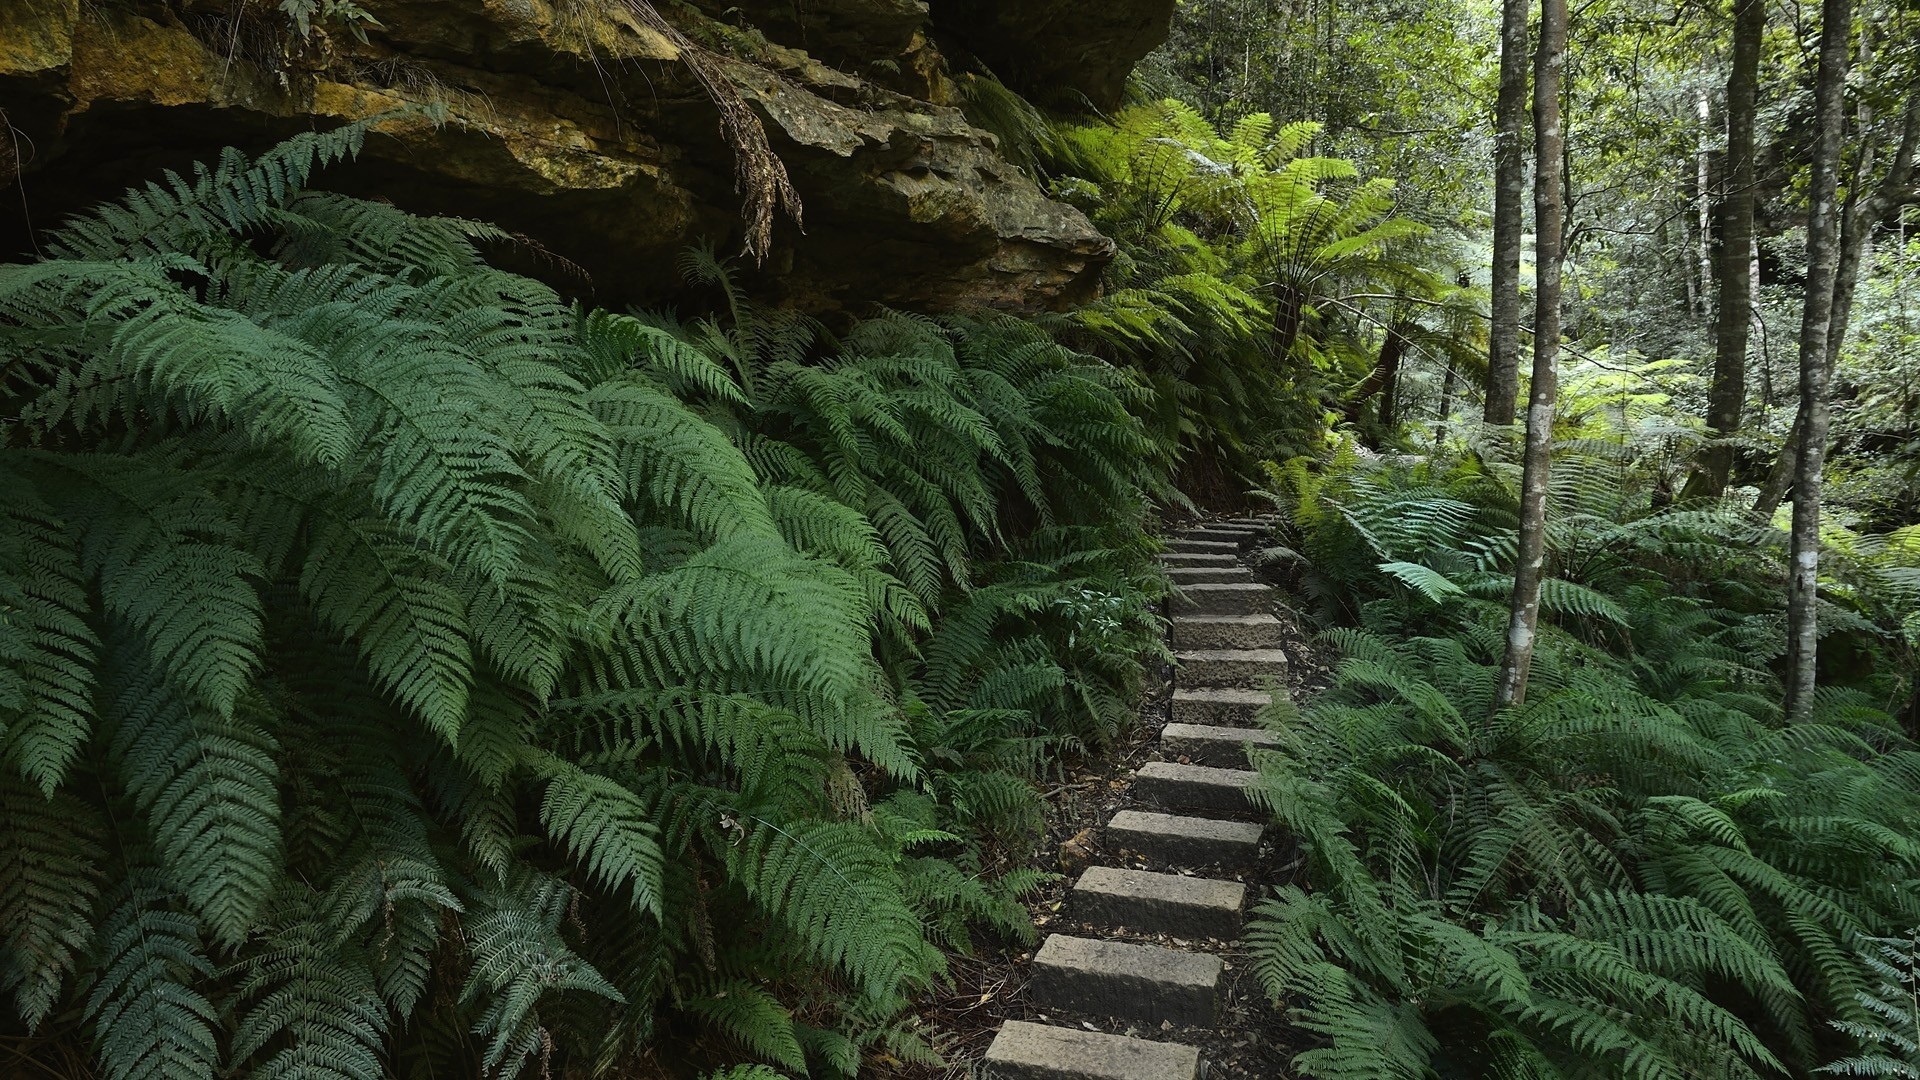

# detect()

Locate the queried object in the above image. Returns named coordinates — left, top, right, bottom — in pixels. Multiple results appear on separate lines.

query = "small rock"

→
left=1058, top=828, right=1098, bottom=876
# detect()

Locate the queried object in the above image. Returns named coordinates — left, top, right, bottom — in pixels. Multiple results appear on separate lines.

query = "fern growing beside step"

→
left=0, top=124, right=1168, bottom=1079
left=1245, top=444, right=1920, bottom=1078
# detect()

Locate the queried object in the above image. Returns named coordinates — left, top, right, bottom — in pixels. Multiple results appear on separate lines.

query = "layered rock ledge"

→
left=0, top=0, right=1171, bottom=311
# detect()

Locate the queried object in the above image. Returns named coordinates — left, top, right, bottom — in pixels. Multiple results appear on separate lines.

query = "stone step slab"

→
left=1165, top=566, right=1256, bottom=585
left=1072, top=866, right=1246, bottom=940
left=1177, top=532, right=1259, bottom=551
left=1107, top=810, right=1264, bottom=869
left=1171, top=688, right=1270, bottom=726
left=982, top=1021, right=1201, bottom=1080
left=1178, top=524, right=1263, bottom=538
left=1164, top=538, right=1240, bottom=555
left=1157, top=551, right=1238, bottom=568
left=1171, top=614, right=1287, bottom=650
left=1169, top=583, right=1269, bottom=617
left=1161, top=722, right=1280, bottom=767
left=1174, top=648, right=1288, bottom=688
left=1029, top=935, right=1222, bottom=1028
left=1133, top=762, right=1259, bottom=813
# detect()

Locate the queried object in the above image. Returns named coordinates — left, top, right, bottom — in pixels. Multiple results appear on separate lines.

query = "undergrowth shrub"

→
left=0, top=123, right=1169, bottom=1079
left=1245, top=432, right=1920, bottom=1078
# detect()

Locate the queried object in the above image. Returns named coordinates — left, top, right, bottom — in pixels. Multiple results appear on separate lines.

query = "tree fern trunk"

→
left=1688, top=0, right=1762, bottom=499
left=1495, top=0, right=1566, bottom=710
left=1485, top=0, right=1530, bottom=426
left=1377, top=334, right=1402, bottom=431
left=1784, top=0, right=1854, bottom=723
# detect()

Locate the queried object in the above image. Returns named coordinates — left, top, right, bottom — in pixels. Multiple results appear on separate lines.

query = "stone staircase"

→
left=981, top=518, right=1286, bottom=1080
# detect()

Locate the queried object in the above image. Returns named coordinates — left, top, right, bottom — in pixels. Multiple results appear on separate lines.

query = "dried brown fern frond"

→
left=616, top=0, right=802, bottom=263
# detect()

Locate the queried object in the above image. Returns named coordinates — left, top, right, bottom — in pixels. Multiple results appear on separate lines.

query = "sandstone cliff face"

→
left=0, top=0, right=1170, bottom=312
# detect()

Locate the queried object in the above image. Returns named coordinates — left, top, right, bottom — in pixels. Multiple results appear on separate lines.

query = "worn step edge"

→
left=1161, top=722, right=1280, bottom=767
left=1157, top=552, right=1237, bottom=567
left=1106, top=810, right=1264, bottom=868
left=1170, top=615, right=1287, bottom=650
left=1169, top=583, right=1270, bottom=616
left=1174, top=648, right=1288, bottom=688
left=1164, top=567, right=1256, bottom=585
left=1029, top=935, right=1222, bottom=1029
left=1164, top=539, right=1240, bottom=554
left=1132, top=761, right=1259, bottom=813
left=1072, top=866, right=1246, bottom=940
left=1170, top=687, right=1270, bottom=726
left=1178, top=526, right=1260, bottom=543
left=982, top=1020, right=1201, bottom=1080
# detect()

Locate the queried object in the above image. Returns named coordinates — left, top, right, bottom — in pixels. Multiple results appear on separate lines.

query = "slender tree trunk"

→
left=1687, top=0, right=1763, bottom=499
left=1485, top=0, right=1530, bottom=426
left=1754, top=94, right=1917, bottom=521
left=1753, top=236, right=1771, bottom=409
left=1783, top=0, right=1854, bottom=723
left=1435, top=362, right=1457, bottom=445
left=1697, top=87, right=1715, bottom=318
left=1495, top=0, right=1566, bottom=710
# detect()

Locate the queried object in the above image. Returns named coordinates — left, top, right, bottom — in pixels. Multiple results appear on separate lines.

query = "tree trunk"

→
left=1783, top=0, right=1854, bottom=724
left=1687, top=0, right=1762, bottom=499
left=1379, top=333, right=1404, bottom=430
left=1435, top=362, right=1457, bottom=445
left=1344, top=326, right=1406, bottom=434
left=1753, top=94, right=1917, bottom=521
left=1485, top=0, right=1529, bottom=426
left=1494, top=0, right=1566, bottom=710
left=1696, top=87, right=1715, bottom=318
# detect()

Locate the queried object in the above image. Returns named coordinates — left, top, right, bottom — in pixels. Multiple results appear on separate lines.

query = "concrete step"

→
left=1107, top=810, right=1264, bottom=869
left=1029, top=935, right=1222, bottom=1028
left=1133, top=762, right=1258, bottom=813
left=1171, top=614, right=1286, bottom=650
left=1072, top=867, right=1246, bottom=940
left=1171, top=688, right=1270, bottom=726
left=1169, top=583, right=1269, bottom=617
left=1174, top=648, right=1287, bottom=688
left=1161, top=722, right=1280, bottom=767
left=1177, top=530, right=1259, bottom=550
left=1177, top=524, right=1261, bottom=538
left=982, top=1021, right=1201, bottom=1080
left=1164, top=539, right=1240, bottom=555
left=1165, top=566, right=1256, bottom=586
left=1223, top=517, right=1277, bottom=527
left=1157, top=551, right=1237, bottom=568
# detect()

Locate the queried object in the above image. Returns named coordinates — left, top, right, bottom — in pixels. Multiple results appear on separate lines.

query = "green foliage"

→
left=1822, top=931, right=1920, bottom=1077
left=1050, top=99, right=1468, bottom=497
left=1248, top=445, right=1920, bottom=1077
left=0, top=128, right=1167, bottom=1078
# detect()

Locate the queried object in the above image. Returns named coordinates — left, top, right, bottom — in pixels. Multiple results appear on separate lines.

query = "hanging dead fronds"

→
left=617, top=0, right=802, bottom=262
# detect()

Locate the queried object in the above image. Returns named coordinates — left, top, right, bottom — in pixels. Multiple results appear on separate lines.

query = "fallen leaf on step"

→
left=1082, top=1022, right=1098, bottom=1031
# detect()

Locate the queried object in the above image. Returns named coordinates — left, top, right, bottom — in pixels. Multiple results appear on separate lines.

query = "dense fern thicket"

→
left=1026, top=98, right=1478, bottom=502
left=0, top=125, right=1170, bottom=1079
left=1243, top=413, right=1920, bottom=1078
